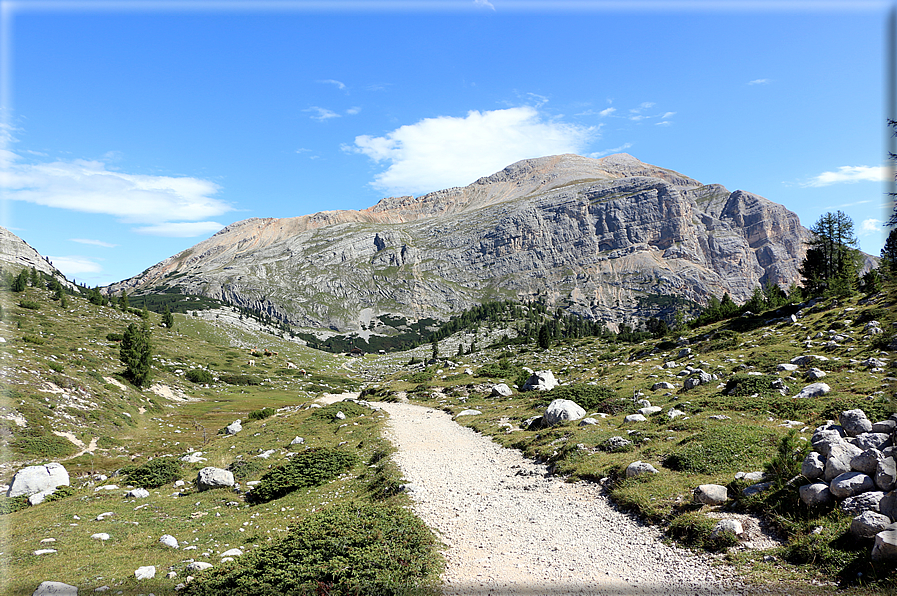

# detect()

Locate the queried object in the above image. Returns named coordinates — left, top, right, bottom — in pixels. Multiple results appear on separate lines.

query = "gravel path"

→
left=378, top=402, right=743, bottom=596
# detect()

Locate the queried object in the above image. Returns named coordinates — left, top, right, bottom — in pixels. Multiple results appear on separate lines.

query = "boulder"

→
left=876, top=456, right=896, bottom=491
left=290, top=436, right=305, bottom=446
left=710, top=519, right=743, bottom=539
left=578, top=418, right=598, bottom=426
left=790, top=355, right=829, bottom=366
left=523, top=371, right=558, bottom=392
left=801, top=452, right=826, bottom=480
left=32, top=582, right=78, bottom=596
left=334, top=411, right=346, bottom=420
left=742, top=481, right=773, bottom=497
left=805, top=368, right=826, bottom=381
left=881, top=491, right=897, bottom=521
left=830, top=472, right=875, bottom=499
left=160, top=535, right=179, bottom=549
left=196, top=467, right=235, bottom=491
left=800, top=482, right=833, bottom=506
left=651, top=381, right=676, bottom=391
left=224, top=420, right=242, bottom=435
left=776, top=363, right=799, bottom=372
left=91, top=533, right=110, bottom=541
left=135, top=566, right=156, bottom=580
left=694, top=484, right=728, bottom=505
left=851, top=448, right=882, bottom=476
left=871, top=528, right=897, bottom=562
left=543, top=399, right=585, bottom=426
left=28, top=488, right=56, bottom=506
left=852, top=433, right=891, bottom=451
left=793, top=383, right=831, bottom=399
left=604, top=436, right=633, bottom=451
left=125, top=488, right=150, bottom=498
left=625, top=461, right=658, bottom=478
left=180, top=452, right=207, bottom=463
left=824, top=442, right=864, bottom=482
left=186, top=561, right=213, bottom=572
left=840, top=491, right=885, bottom=515
left=624, top=414, right=648, bottom=423
left=851, top=511, right=893, bottom=538
left=7, top=463, right=70, bottom=498
left=811, top=429, right=844, bottom=457
left=667, top=408, right=686, bottom=419
left=455, top=409, right=481, bottom=417
left=220, top=548, right=243, bottom=558
left=872, top=419, right=897, bottom=434
left=840, top=409, right=873, bottom=437
left=638, top=406, right=662, bottom=416
left=490, top=383, right=513, bottom=397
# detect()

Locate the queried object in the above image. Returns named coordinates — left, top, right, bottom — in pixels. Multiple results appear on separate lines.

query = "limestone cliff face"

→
left=0, top=227, right=73, bottom=287
left=105, top=154, right=811, bottom=332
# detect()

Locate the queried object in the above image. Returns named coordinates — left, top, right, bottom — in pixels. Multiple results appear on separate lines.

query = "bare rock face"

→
left=0, top=227, right=75, bottom=289
left=105, top=153, right=814, bottom=332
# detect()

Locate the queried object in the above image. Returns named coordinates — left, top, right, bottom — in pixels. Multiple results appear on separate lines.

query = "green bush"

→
left=180, top=502, right=442, bottom=596
left=247, top=407, right=275, bottom=421
left=248, top=447, right=359, bottom=504
left=536, top=384, right=618, bottom=412
left=219, top=373, right=261, bottom=386
left=13, top=434, right=78, bottom=458
left=186, top=369, right=213, bottom=384
left=664, top=424, right=778, bottom=474
left=408, top=370, right=434, bottom=383
left=308, top=401, right=370, bottom=422
left=723, top=374, right=777, bottom=397
left=22, top=334, right=45, bottom=345
left=18, top=300, right=40, bottom=310
left=668, top=512, right=739, bottom=552
left=105, top=332, right=123, bottom=342
left=43, top=485, right=76, bottom=503
left=228, top=459, right=263, bottom=480
left=0, top=496, right=27, bottom=515
left=120, top=458, right=181, bottom=488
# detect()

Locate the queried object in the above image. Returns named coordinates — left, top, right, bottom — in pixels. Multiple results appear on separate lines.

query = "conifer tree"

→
left=120, top=321, right=152, bottom=387
left=161, top=304, right=174, bottom=329
left=800, top=210, right=861, bottom=297
left=119, top=291, right=129, bottom=311
left=12, top=269, right=27, bottom=292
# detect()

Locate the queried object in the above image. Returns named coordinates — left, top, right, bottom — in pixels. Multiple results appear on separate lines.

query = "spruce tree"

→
left=119, top=291, right=129, bottom=311
left=882, top=228, right=897, bottom=275
left=12, top=269, right=27, bottom=292
left=799, top=211, right=861, bottom=297
left=537, top=324, right=550, bottom=350
left=161, top=304, right=174, bottom=329
left=120, top=321, right=152, bottom=387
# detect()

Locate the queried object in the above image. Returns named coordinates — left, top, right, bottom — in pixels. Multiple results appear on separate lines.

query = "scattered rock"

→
left=290, top=436, right=305, bottom=446
left=220, top=548, right=243, bottom=557
left=742, top=482, right=773, bottom=497
left=799, top=482, right=833, bottom=506
left=805, top=368, right=826, bottom=381
left=135, top=566, right=156, bottom=580
left=851, top=511, right=892, bottom=538
left=224, top=420, right=242, bottom=435
left=33, top=549, right=57, bottom=556
left=523, top=370, right=558, bottom=392
left=578, top=418, right=598, bottom=426
left=651, top=381, right=676, bottom=391
left=160, top=534, right=179, bottom=549
left=91, top=533, right=110, bottom=541
left=830, top=472, right=875, bottom=499
left=543, top=399, right=585, bottom=426
left=876, top=456, right=896, bottom=491
left=455, top=409, right=481, bottom=417
left=31, top=581, right=78, bottom=596
left=694, top=484, right=728, bottom=506
left=334, top=411, right=346, bottom=420
left=840, top=409, right=873, bottom=437
left=793, top=383, right=831, bottom=399
left=186, top=561, right=213, bottom=572
left=776, top=363, right=799, bottom=372
left=181, top=452, right=207, bottom=463
left=625, top=461, right=658, bottom=478
left=839, top=491, right=885, bottom=515
left=125, top=488, right=150, bottom=499
left=623, top=414, right=648, bottom=423
left=490, top=384, right=513, bottom=397
left=710, top=519, right=743, bottom=539
left=7, top=463, right=69, bottom=498
left=196, top=467, right=235, bottom=491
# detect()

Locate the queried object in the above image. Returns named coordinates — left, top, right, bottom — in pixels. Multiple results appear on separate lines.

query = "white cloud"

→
left=346, top=106, right=362, bottom=115
left=46, top=255, right=102, bottom=277
left=305, top=106, right=340, bottom=121
left=318, top=79, right=346, bottom=90
left=70, top=238, right=117, bottom=248
left=861, top=218, right=882, bottom=234
left=588, top=143, right=633, bottom=158
left=748, top=78, right=771, bottom=85
left=474, top=0, right=495, bottom=10
left=0, top=154, right=231, bottom=226
left=662, top=112, right=676, bottom=119
left=599, top=107, right=616, bottom=116
left=347, top=106, right=595, bottom=195
left=803, top=165, right=888, bottom=187
left=133, top=221, right=225, bottom=237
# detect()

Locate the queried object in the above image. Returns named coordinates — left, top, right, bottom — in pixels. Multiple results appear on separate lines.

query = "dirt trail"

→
left=377, top=401, right=744, bottom=596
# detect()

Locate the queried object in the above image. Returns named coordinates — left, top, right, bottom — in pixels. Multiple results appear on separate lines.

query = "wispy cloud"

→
left=655, top=121, right=672, bottom=126
left=0, top=150, right=232, bottom=238
left=346, top=106, right=595, bottom=195
left=46, top=255, right=102, bottom=277
left=748, top=78, right=772, bottom=85
left=803, top=165, right=887, bottom=187
left=346, top=106, right=362, bottom=115
left=599, top=107, right=616, bottom=116
left=588, top=142, right=633, bottom=158
left=318, top=79, right=346, bottom=91
left=133, top=221, right=225, bottom=237
left=474, top=0, right=496, bottom=10
left=70, top=238, right=117, bottom=248
left=305, top=106, right=341, bottom=121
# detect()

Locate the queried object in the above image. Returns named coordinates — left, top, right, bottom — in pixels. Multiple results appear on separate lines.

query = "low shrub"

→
left=308, top=402, right=370, bottom=421
left=667, top=512, right=739, bottom=552
left=723, top=374, right=777, bottom=397
left=247, top=407, right=275, bottom=421
left=408, top=370, right=434, bottom=383
left=22, top=335, right=45, bottom=345
left=43, top=485, right=76, bottom=503
left=0, top=496, right=27, bottom=515
left=13, top=434, right=78, bottom=458
left=248, top=447, right=359, bottom=504
left=228, top=459, right=263, bottom=480
left=180, top=502, right=442, bottom=596
left=664, top=424, right=778, bottom=475
left=105, top=332, right=123, bottom=342
left=219, top=373, right=261, bottom=386
left=18, top=300, right=40, bottom=310
left=120, top=457, right=181, bottom=488
left=186, top=369, right=213, bottom=384
left=536, top=384, right=618, bottom=412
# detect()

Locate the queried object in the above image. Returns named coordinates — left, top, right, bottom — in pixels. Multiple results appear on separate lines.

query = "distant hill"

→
left=105, top=153, right=812, bottom=333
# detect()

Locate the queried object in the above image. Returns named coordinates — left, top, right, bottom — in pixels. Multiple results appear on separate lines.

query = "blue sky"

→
left=0, top=0, right=893, bottom=287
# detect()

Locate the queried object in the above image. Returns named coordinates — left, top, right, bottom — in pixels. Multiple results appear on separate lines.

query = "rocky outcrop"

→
left=0, top=227, right=75, bottom=289
left=105, top=153, right=815, bottom=332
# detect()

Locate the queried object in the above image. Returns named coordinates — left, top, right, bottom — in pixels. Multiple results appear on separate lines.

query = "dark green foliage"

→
left=180, top=502, right=441, bottom=596
left=407, top=370, right=434, bottom=384
left=219, top=374, right=261, bottom=386
left=105, top=332, right=123, bottom=342
left=475, top=357, right=525, bottom=385
left=18, top=300, right=40, bottom=310
left=13, top=433, right=78, bottom=458
left=536, top=384, right=618, bottom=412
left=723, top=374, right=778, bottom=397
left=537, top=324, right=550, bottom=349
left=664, top=425, right=778, bottom=474
left=308, top=401, right=370, bottom=421
left=186, top=369, right=213, bottom=384
left=22, top=334, right=45, bottom=345
left=43, top=485, right=76, bottom=503
left=800, top=211, right=861, bottom=297
left=0, top=496, right=28, bottom=515
left=247, top=407, right=275, bottom=421
left=86, top=287, right=107, bottom=306
left=704, top=329, right=739, bottom=352
left=12, top=269, right=27, bottom=292
left=161, top=304, right=174, bottom=329
left=120, top=321, right=152, bottom=387
left=118, top=291, right=129, bottom=311
left=228, top=460, right=264, bottom=480
left=120, top=458, right=181, bottom=488
left=882, top=228, right=897, bottom=273
left=667, top=512, right=739, bottom=552
left=248, top=448, right=359, bottom=504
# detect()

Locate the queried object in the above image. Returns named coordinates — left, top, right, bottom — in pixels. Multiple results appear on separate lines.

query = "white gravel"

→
left=379, top=402, right=744, bottom=595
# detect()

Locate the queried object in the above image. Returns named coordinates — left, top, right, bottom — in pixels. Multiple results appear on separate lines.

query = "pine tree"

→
left=119, top=291, right=129, bottom=311
left=537, top=324, right=550, bottom=350
left=12, top=269, right=27, bottom=292
left=161, top=304, right=174, bottom=329
left=430, top=338, right=439, bottom=361
left=882, top=228, right=897, bottom=275
left=120, top=321, right=152, bottom=387
left=799, top=210, right=861, bottom=297
left=29, top=267, right=39, bottom=287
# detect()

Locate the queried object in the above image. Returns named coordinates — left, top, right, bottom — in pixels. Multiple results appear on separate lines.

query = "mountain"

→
left=105, top=153, right=811, bottom=333
left=0, top=226, right=74, bottom=288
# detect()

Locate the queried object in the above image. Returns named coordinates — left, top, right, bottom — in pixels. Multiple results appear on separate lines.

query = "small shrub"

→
left=105, top=332, right=123, bottom=342
left=120, top=458, right=181, bottom=488
left=219, top=373, right=260, bottom=386
left=308, top=402, right=370, bottom=421
left=536, top=384, right=618, bottom=412
left=97, top=435, right=120, bottom=449
left=723, top=374, right=777, bottom=397
left=13, top=434, right=77, bottom=458
left=408, top=370, right=434, bottom=383
left=48, top=362, right=64, bottom=373
left=247, top=407, right=275, bottom=421
left=43, top=485, right=76, bottom=503
left=18, top=300, right=40, bottom=310
left=248, top=447, right=359, bottom=504
left=668, top=512, right=739, bottom=552
left=179, top=502, right=441, bottom=596
left=664, top=425, right=778, bottom=475
left=185, top=369, right=213, bottom=384
left=228, top=459, right=263, bottom=480
left=0, top=496, right=27, bottom=515
left=22, top=334, right=45, bottom=345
